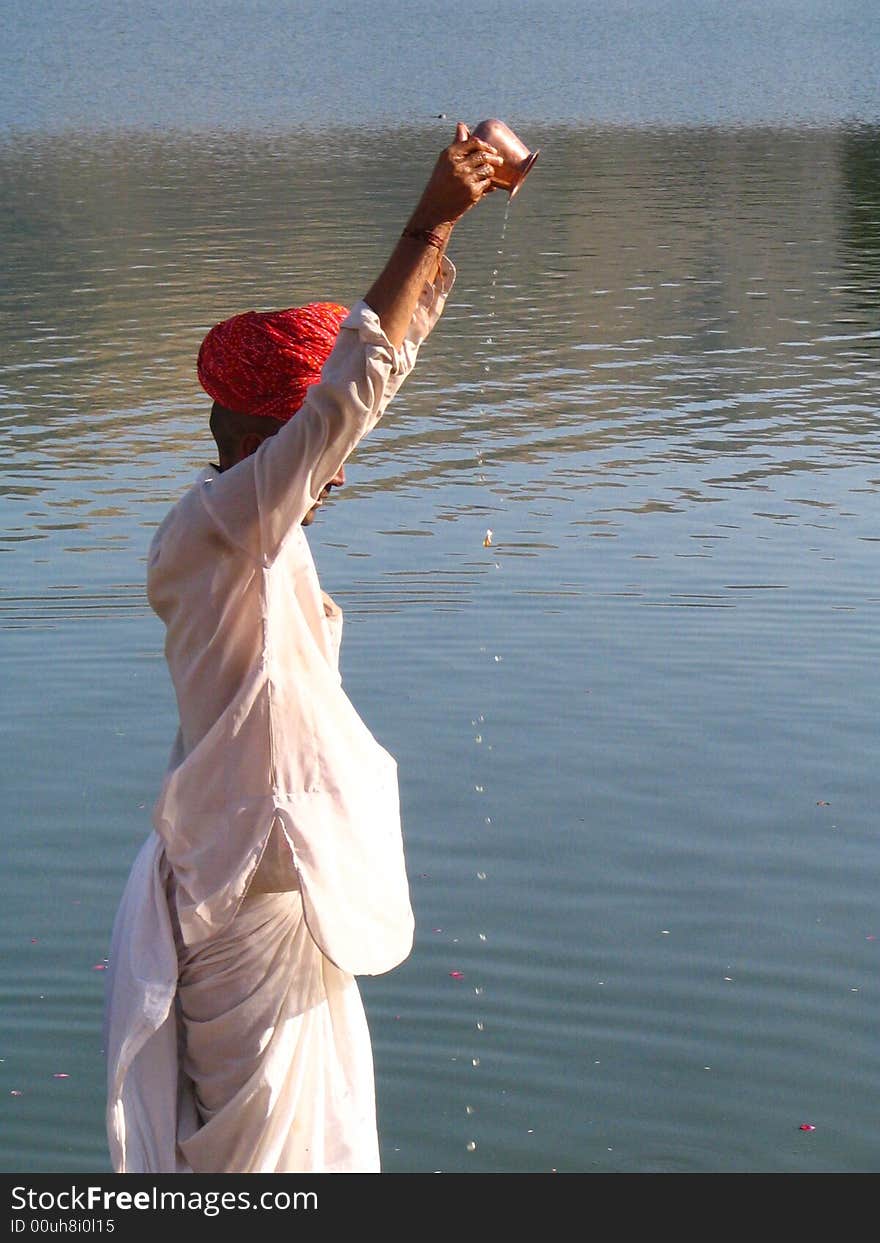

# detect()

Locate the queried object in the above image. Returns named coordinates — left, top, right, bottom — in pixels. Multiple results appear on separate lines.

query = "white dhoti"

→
left=104, top=834, right=380, bottom=1173
left=174, top=885, right=379, bottom=1173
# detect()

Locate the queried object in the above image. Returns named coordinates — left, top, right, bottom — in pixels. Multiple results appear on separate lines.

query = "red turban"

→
left=197, top=301, right=349, bottom=423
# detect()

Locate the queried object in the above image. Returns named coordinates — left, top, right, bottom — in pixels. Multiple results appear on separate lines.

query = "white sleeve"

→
left=197, top=257, right=455, bottom=564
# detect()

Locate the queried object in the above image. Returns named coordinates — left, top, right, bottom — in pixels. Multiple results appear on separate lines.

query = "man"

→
left=103, top=125, right=502, bottom=1173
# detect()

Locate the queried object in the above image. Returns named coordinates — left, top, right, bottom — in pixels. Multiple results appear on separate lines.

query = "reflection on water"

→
left=2, top=125, right=880, bottom=1173
left=4, top=128, right=880, bottom=544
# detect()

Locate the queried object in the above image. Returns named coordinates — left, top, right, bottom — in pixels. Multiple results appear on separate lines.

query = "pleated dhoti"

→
left=172, top=887, right=380, bottom=1174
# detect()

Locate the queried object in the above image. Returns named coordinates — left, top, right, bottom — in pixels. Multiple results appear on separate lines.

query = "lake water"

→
left=2, top=1, right=880, bottom=1174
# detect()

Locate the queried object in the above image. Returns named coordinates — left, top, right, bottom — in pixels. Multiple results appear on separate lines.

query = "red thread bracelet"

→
left=402, top=226, right=446, bottom=251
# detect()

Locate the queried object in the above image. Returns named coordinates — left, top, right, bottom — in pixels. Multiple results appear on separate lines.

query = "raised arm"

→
left=365, top=122, right=502, bottom=347
left=196, top=126, right=502, bottom=563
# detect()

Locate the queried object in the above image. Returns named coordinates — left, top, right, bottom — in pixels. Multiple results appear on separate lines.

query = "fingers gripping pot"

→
left=470, top=119, right=540, bottom=199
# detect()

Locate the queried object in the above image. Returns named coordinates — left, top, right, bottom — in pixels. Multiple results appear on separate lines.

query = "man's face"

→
left=302, top=465, right=346, bottom=526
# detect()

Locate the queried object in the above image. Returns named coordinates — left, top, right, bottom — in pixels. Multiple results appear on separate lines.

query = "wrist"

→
left=401, top=225, right=448, bottom=252
left=404, top=207, right=454, bottom=237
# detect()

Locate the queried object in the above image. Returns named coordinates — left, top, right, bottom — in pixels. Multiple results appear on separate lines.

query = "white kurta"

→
left=104, top=260, right=454, bottom=1173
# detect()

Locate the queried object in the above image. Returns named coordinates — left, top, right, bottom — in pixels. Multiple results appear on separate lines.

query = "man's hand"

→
left=363, top=124, right=503, bottom=349
left=406, top=123, right=504, bottom=232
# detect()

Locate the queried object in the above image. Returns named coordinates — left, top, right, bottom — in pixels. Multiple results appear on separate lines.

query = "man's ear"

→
left=240, top=432, right=265, bottom=461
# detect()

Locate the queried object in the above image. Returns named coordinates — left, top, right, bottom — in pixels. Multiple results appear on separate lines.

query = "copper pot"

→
left=470, top=119, right=539, bottom=199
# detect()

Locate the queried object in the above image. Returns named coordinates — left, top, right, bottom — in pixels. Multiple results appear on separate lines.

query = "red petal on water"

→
left=53, top=1073, right=69, bottom=1079
left=30, top=938, right=39, bottom=944
left=92, top=964, right=107, bottom=971
left=10, top=1090, right=22, bottom=1097
left=816, top=801, right=830, bottom=807
left=449, top=971, right=465, bottom=980
left=433, top=928, right=443, bottom=933
left=799, top=1123, right=816, bottom=1132
left=866, top=935, right=876, bottom=941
